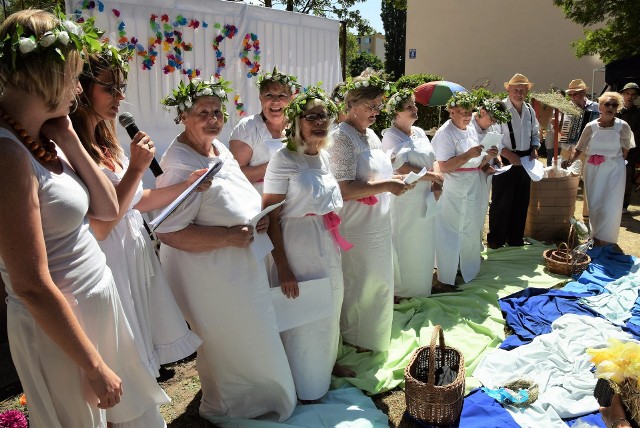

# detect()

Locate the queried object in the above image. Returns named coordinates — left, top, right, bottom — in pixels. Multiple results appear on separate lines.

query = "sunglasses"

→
left=603, top=102, right=619, bottom=108
left=301, top=113, right=330, bottom=122
left=94, top=80, right=127, bottom=97
left=364, top=103, right=384, bottom=112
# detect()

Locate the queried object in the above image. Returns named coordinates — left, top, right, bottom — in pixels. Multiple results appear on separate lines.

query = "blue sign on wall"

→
left=409, top=49, right=416, bottom=59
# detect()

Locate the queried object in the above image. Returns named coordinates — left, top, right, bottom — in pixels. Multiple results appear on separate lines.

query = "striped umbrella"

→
left=414, top=81, right=468, bottom=106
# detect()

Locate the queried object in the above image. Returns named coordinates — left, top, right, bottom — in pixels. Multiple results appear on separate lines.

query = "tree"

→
left=381, top=0, right=406, bottom=80
left=348, top=51, right=383, bottom=77
left=553, top=0, right=640, bottom=63
left=1, top=0, right=62, bottom=22
left=345, top=31, right=359, bottom=70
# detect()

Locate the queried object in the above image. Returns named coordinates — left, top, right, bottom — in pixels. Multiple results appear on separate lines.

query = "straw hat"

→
left=621, top=82, right=640, bottom=94
left=504, top=73, right=534, bottom=90
left=566, top=79, right=588, bottom=94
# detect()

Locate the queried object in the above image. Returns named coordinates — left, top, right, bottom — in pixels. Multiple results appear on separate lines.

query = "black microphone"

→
left=118, top=112, right=163, bottom=177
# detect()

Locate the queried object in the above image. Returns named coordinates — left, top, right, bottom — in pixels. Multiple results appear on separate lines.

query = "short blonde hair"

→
left=287, top=99, right=334, bottom=153
left=0, top=9, right=82, bottom=111
left=598, top=91, right=624, bottom=112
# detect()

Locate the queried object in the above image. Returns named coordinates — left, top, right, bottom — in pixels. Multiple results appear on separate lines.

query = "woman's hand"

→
left=41, top=116, right=76, bottom=148
left=85, top=362, right=123, bottom=409
left=465, top=145, right=484, bottom=159
left=187, top=168, right=213, bottom=192
left=255, top=215, right=269, bottom=234
left=128, top=132, right=155, bottom=173
left=486, top=146, right=499, bottom=158
left=225, top=225, right=255, bottom=248
left=386, top=178, right=410, bottom=196
left=425, top=171, right=444, bottom=185
left=277, top=264, right=299, bottom=299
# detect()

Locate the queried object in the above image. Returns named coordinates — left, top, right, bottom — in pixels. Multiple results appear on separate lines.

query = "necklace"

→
left=0, top=108, right=57, bottom=162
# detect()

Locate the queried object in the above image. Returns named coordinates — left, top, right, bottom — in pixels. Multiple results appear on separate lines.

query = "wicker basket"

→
left=543, top=242, right=591, bottom=277
left=404, top=325, right=465, bottom=426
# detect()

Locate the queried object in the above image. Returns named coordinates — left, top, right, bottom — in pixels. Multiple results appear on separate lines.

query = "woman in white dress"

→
left=229, top=67, right=299, bottom=193
left=263, top=86, right=354, bottom=401
left=70, top=48, right=203, bottom=378
left=432, top=92, right=498, bottom=287
left=328, top=70, right=415, bottom=353
left=155, top=78, right=296, bottom=422
left=381, top=89, right=443, bottom=298
left=564, top=92, right=635, bottom=246
left=0, top=10, right=168, bottom=427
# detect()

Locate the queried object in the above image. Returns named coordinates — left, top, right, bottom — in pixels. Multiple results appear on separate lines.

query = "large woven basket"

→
left=543, top=242, right=591, bottom=277
left=404, top=325, right=465, bottom=426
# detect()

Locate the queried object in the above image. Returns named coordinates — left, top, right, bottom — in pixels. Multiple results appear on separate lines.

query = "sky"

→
left=355, top=0, right=384, bottom=34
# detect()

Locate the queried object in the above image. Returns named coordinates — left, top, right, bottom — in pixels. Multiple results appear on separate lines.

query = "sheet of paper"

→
left=270, top=278, right=333, bottom=332
left=492, top=165, right=512, bottom=176
left=149, top=160, right=223, bottom=230
left=249, top=200, right=286, bottom=228
left=250, top=232, right=274, bottom=262
left=264, top=138, right=284, bottom=157
left=480, top=132, right=502, bottom=150
left=521, top=157, right=544, bottom=182
left=404, top=167, right=428, bottom=184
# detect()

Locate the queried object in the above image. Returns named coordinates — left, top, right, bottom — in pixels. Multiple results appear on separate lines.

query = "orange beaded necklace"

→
left=0, top=108, right=58, bottom=162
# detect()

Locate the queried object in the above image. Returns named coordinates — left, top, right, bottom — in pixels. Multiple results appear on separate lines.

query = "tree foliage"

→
left=553, top=0, right=640, bottom=63
left=1, top=0, right=61, bottom=23
left=348, top=51, right=383, bottom=77
left=380, top=0, right=405, bottom=81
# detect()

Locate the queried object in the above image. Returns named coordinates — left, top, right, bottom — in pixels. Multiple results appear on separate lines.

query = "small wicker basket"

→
left=543, top=242, right=591, bottom=277
left=404, top=325, right=465, bottom=426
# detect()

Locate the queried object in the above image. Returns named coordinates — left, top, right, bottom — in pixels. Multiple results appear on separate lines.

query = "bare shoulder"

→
left=0, top=136, right=36, bottom=189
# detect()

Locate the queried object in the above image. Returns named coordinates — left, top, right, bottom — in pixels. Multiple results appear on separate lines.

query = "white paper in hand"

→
left=404, top=167, right=428, bottom=184
left=493, top=165, right=512, bottom=176
left=249, top=200, right=286, bottom=228
left=480, top=132, right=502, bottom=151
left=521, top=157, right=544, bottom=182
left=270, top=278, right=333, bottom=332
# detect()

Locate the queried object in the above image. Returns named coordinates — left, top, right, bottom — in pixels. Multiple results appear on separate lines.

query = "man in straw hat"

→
left=619, top=82, right=640, bottom=213
left=562, top=78, right=600, bottom=220
left=487, top=73, right=540, bottom=249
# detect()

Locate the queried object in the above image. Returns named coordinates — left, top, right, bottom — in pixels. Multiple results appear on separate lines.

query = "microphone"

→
left=118, top=112, right=163, bottom=177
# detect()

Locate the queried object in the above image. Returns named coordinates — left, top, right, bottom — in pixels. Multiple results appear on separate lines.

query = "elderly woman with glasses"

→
left=263, top=85, right=355, bottom=402
left=229, top=67, right=299, bottom=193
left=563, top=92, right=636, bottom=247
left=328, top=69, right=414, bottom=353
left=381, top=89, right=443, bottom=298
left=70, top=47, right=203, bottom=382
left=154, top=78, right=296, bottom=422
left=432, top=92, right=499, bottom=288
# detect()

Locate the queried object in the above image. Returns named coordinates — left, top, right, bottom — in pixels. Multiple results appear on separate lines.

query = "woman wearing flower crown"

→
left=381, top=89, right=443, bottom=298
left=432, top=92, right=499, bottom=287
left=327, top=69, right=415, bottom=353
left=229, top=67, right=299, bottom=194
left=263, top=85, right=356, bottom=401
left=155, top=78, right=296, bottom=422
left=70, top=47, right=203, bottom=380
left=0, top=9, right=169, bottom=427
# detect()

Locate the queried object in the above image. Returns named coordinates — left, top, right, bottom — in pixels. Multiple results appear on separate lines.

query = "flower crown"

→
left=161, top=77, right=232, bottom=124
left=284, top=84, right=338, bottom=150
left=256, top=66, right=300, bottom=93
left=99, top=43, right=134, bottom=73
left=339, top=73, right=392, bottom=98
left=386, top=89, right=414, bottom=113
left=0, top=6, right=103, bottom=72
left=480, top=99, right=511, bottom=124
left=447, top=91, right=476, bottom=111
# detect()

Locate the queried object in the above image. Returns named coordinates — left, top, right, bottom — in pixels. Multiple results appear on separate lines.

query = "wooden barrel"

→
left=525, top=175, right=580, bottom=243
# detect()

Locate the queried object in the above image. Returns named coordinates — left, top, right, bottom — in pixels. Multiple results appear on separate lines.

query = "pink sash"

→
left=356, top=195, right=378, bottom=205
left=587, top=154, right=606, bottom=166
left=305, top=212, right=353, bottom=251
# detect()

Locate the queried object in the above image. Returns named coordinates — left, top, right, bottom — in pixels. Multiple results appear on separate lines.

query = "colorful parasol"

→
left=414, top=81, right=468, bottom=106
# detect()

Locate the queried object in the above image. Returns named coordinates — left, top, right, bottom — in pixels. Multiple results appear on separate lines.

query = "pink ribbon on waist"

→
left=356, top=195, right=378, bottom=205
left=455, top=167, right=480, bottom=172
left=587, top=154, right=606, bottom=166
left=305, top=212, right=353, bottom=251
left=256, top=178, right=265, bottom=183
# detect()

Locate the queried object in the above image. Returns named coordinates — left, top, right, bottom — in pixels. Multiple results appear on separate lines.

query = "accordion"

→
left=559, top=110, right=600, bottom=145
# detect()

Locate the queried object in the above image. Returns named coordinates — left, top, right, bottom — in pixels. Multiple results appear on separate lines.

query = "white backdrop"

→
left=65, top=0, right=341, bottom=185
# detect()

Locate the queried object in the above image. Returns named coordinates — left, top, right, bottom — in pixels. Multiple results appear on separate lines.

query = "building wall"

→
left=357, top=32, right=386, bottom=63
left=405, top=0, right=605, bottom=96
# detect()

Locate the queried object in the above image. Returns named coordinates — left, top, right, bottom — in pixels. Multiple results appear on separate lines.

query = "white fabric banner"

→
left=66, top=0, right=340, bottom=185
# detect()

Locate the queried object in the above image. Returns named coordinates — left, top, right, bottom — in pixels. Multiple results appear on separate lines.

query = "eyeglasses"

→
left=262, top=93, right=290, bottom=101
left=510, top=88, right=527, bottom=95
left=301, top=113, right=330, bottom=122
left=603, top=102, right=619, bottom=108
left=94, top=80, right=127, bottom=97
left=364, top=103, right=384, bottom=112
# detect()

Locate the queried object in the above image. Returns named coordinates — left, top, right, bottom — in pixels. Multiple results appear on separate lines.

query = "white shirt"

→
left=500, top=97, right=540, bottom=152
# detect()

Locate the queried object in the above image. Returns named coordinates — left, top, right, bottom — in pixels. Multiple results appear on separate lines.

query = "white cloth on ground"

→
left=156, top=138, right=296, bottom=421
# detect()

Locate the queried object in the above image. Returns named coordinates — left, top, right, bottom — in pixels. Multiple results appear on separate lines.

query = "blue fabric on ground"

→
left=563, top=246, right=635, bottom=293
left=498, top=288, right=599, bottom=350
left=564, top=411, right=606, bottom=427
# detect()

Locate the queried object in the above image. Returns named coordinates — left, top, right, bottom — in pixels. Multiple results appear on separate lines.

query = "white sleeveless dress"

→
left=264, top=148, right=344, bottom=400
left=0, top=130, right=169, bottom=428
left=98, top=156, right=201, bottom=377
